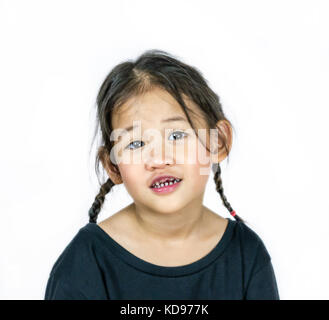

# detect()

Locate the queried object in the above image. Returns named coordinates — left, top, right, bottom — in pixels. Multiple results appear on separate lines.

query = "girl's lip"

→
left=149, top=179, right=182, bottom=194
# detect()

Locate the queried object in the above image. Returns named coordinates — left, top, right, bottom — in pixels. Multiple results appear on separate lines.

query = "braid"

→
left=88, top=178, right=115, bottom=223
left=213, top=163, right=245, bottom=224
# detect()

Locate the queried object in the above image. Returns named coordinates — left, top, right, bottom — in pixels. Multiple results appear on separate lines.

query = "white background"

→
left=1, top=0, right=328, bottom=299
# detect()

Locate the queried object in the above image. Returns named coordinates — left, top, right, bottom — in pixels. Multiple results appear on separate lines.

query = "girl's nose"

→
left=144, top=143, right=174, bottom=170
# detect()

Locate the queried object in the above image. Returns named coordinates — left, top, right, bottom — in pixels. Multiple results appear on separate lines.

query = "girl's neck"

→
left=127, top=200, right=210, bottom=245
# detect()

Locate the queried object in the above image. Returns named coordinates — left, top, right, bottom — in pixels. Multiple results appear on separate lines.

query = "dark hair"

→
left=88, top=49, right=246, bottom=225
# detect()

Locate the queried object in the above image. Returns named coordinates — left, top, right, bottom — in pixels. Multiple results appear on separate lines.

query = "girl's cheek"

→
left=181, top=136, right=211, bottom=167
left=184, top=136, right=211, bottom=181
left=117, top=163, right=139, bottom=186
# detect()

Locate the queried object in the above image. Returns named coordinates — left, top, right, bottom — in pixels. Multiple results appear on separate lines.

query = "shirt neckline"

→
left=84, top=217, right=236, bottom=277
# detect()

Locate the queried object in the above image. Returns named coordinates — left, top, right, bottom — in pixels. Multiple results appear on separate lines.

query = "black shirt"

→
left=44, top=218, right=280, bottom=300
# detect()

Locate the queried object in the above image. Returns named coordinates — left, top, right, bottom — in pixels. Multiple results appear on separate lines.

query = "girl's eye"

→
left=126, top=140, right=145, bottom=150
left=126, top=131, right=187, bottom=150
left=168, top=130, right=187, bottom=141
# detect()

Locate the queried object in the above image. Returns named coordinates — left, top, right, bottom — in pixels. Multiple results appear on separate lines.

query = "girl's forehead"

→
left=112, top=88, right=203, bottom=129
left=113, top=95, right=181, bottom=127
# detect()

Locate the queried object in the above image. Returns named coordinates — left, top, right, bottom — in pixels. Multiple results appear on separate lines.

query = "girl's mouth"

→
left=149, top=178, right=183, bottom=194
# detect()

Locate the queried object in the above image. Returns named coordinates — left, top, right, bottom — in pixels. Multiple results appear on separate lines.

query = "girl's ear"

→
left=98, top=146, right=123, bottom=185
left=210, top=120, right=233, bottom=164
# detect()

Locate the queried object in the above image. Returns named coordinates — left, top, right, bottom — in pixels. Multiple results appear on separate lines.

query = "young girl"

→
left=44, top=49, right=280, bottom=300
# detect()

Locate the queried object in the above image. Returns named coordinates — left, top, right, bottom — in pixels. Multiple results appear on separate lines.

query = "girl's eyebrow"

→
left=119, top=116, right=188, bottom=135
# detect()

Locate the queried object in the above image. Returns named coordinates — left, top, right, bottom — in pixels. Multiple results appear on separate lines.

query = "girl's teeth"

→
left=152, top=178, right=181, bottom=188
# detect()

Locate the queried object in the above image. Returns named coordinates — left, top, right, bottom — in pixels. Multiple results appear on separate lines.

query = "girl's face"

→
left=106, top=87, right=230, bottom=214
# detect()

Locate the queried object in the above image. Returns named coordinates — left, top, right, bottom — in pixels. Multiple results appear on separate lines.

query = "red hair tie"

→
left=230, top=210, right=236, bottom=217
